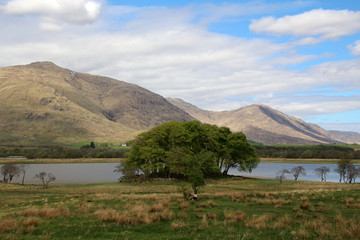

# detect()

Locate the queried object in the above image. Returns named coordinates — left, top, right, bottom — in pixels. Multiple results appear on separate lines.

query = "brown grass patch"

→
left=94, top=203, right=173, bottom=225
left=23, top=217, right=40, bottom=227
left=273, top=214, right=292, bottom=229
left=291, top=228, right=311, bottom=239
left=245, top=214, right=275, bottom=229
left=0, top=219, right=18, bottom=233
left=197, top=200, right=218, bottom=208
left=179, top=201, right=189, bottom=210
left=200, top=214, right=208, bottom=228
left=248, top=198, right=291, bottom=207
left=224, top=210, right=245, bottom=223
left=207, top=213, right=217, bottom=220
left=177, top=212, right=188, bottom=219
left=22, top=206, right=70, bottom=218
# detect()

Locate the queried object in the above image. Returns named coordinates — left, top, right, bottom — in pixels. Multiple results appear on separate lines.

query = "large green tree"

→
left=122, top=121, right=259, bottom=180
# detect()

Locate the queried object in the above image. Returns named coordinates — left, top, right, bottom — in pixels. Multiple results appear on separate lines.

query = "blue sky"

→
left=0, top=0, right=359, bottom=132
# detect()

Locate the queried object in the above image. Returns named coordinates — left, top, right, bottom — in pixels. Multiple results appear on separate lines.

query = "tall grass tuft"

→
left=224, top=210, right=245, bottom=223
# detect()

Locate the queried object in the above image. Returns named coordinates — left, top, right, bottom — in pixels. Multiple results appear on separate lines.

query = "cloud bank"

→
left=0, top=1, right=359, bottom=131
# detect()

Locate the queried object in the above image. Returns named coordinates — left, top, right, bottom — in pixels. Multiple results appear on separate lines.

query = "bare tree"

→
left=18, top=164, right=30, bottom=185
left=334, top=159, right=350, bottom=183
left=347, top=165, right=360, bottom=183
left=291, top=166, right=306, bottom=181
left=34, top=172, right=56, bottom=188
left=314, top=167, right=330, bottom=182
left=277, top=169, right=290, bottom=184
left=0, top=163, right=20, bottom=183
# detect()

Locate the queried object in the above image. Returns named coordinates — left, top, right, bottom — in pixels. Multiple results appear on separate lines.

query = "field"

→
left=1, top=178, right=360, bottom=239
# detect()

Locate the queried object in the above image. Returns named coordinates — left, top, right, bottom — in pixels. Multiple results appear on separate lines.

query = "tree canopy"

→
left=122, top=121, right=259, bottom=181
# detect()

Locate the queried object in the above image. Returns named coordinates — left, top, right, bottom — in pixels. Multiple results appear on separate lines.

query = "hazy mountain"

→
left=0, top=62, right=194, bottom=145
left=167, top=98, right=342, bottom=145
left=328, top=130, right=360, bottom=144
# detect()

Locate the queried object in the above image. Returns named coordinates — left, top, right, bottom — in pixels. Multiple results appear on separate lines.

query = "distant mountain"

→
left=167, top=98, right=342, bottom=145
left=328, top=130, right=360, bottom=144
left=0, top=62, right=194, bottom=145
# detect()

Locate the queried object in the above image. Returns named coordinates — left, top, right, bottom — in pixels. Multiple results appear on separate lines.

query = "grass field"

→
left=1, top=178, right=359, bottom=239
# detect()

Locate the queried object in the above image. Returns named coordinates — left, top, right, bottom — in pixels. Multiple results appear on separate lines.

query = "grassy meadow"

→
left=1, top=178, right=360, bottom=239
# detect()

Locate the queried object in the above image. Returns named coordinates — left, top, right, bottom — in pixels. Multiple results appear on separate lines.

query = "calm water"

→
left=1, top=162, right=347, bottom=184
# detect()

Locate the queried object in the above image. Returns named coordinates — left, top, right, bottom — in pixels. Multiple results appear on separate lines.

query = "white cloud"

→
left=348, top=40, right=360, bottom=55
left=0, top=0, right=102, bottom=30
left=250, top=9, right=360, bottom=40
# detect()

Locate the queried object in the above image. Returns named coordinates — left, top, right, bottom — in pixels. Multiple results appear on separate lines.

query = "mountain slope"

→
left=167, top=98, right=341, bottom=145
left=328, top=130, right=360, bottom=144
left=0, top=62, right=194, bottom=145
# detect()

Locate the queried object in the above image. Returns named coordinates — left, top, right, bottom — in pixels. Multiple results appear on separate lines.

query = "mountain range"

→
left=0, top=62, right=357, bottom=145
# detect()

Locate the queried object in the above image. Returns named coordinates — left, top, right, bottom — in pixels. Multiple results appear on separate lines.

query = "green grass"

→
left=1, top=179, right=360, bottom=239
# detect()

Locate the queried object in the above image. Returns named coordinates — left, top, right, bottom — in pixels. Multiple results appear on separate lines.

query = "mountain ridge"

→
left=0, top=62, right=194, bottom=145
left=167, top=97, right=343, bottom=145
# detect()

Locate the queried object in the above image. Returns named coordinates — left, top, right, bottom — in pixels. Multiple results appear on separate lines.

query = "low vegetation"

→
left=1, top=178, right=360, bottom=239
left=256, top=144, right=360, bottom=159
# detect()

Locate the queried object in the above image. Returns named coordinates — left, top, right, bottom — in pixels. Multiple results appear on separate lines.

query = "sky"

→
left=0, top=0, right=360, bottom=132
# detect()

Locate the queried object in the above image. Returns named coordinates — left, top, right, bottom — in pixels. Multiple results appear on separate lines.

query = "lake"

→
left=2, top=162, right=345, bottom=184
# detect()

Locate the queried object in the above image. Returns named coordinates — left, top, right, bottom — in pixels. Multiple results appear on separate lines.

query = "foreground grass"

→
left=1, top=178, right=360, bottom=239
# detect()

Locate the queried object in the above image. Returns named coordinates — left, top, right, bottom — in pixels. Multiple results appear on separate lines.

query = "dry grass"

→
left=245, top=214, right=275, bottom=229
left=22, top=206, right=70, bottom=218
left=197, top=200, right=218, bottom=208
left=273, top=214, right=292, bottom=229
left=23, top=217, right=40, bottom=227
left=0, top=219, right=18, bottom=233
left=94, top=202, right=174, bottom=225
left=291, top=228, right=311, bottom=239
left=179, top=201, right=189, bottom=210
left=200, top=214, right=208, bottom=228
left=177, top=212, right=188, bottom=219
left=224, top=210, right=245, bottom=223
left=248, top=197, right=291, bottom=207
left=171, top=220, right=188, bottom=230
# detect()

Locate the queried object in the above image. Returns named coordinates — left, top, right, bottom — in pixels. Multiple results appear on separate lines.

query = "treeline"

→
left=0, top=146, right=129, bottom=159
left=255, top=145, right=360, bottom=159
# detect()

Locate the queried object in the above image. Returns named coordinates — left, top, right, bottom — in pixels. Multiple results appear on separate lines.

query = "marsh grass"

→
left=1, top=178, right=360, bottom=239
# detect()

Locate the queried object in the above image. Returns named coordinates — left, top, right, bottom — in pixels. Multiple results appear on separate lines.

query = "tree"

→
left=335, top=159, right=350, bottom=183
left=334, top=159, right=360, bottom=184
left=118, top=120, right=259, bottom=193
left=277, top=169, right=290, bottom=184
left=291, top=166, right=306, bottom=181
left=346, top=164, right=360, bottom=183
left=0, top=163, right=20, bottom=183
left=34, top=172, right=56, bottom=188
left=314, top=167, right=330, bottom=182
left=18, top=164, right=30, bottom=185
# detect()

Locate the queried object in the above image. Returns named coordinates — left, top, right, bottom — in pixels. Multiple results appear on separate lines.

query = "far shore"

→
left=0, top=158, right=124, bottom=164
left=1, top=157, right=359, bottom=164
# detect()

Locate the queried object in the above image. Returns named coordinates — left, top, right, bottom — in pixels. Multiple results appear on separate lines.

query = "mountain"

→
left=328, top=131, right=360, bottom=144
left=167, top=98, right=342, bottom=145
left=0, top=62, right=194, bottom=145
